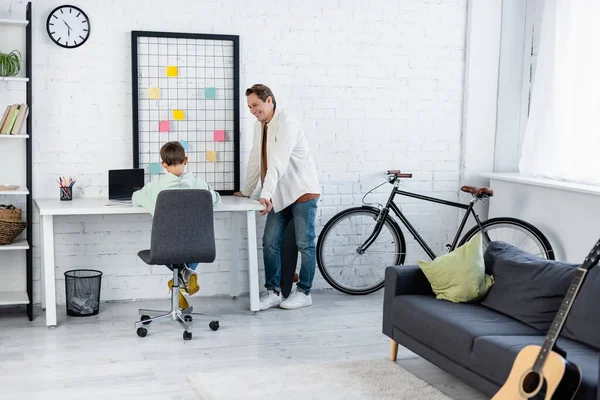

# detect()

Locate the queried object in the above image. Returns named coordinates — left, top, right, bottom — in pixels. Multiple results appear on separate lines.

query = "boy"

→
left=132, top=141, right=221, bottom=309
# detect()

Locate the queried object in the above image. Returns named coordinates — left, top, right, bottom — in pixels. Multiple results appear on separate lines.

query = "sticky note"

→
left=149, top=162, right=163, bottom=175
left=206, top=151, right=217, bottom=162
left=205, top=87, right=216, bottom=99
left=148, top=87, right=160, bottom=99
left=173, top=110, right=184, bottom=120
left=159, top=120, right=170, bottom=132
left=166, top=66, right=178, bottom=77
left=214, top=130, right=225, bottom=142
left=180, top=139, right=189, bottom=151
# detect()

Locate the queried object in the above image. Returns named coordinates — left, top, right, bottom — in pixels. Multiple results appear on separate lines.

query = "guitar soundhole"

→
left=522, top=371, right=541, bottom=394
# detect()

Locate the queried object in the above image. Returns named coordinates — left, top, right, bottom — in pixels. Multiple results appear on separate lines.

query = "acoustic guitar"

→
left=492, top=237, right=600, bottom=400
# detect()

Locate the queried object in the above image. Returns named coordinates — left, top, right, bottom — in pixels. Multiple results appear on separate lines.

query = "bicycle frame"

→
left=358, top=181, right=488, bottom=260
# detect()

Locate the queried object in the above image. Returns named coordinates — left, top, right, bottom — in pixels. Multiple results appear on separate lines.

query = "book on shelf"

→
left=0, top=103, right=29, bottom=135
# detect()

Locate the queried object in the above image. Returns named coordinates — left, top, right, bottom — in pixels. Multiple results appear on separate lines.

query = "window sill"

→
left=481, top=172, right=600, bottom=197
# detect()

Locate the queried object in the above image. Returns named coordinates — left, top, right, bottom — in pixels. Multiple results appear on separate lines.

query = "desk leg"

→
left=42, top=215, right=57, bottom=327
left=40, top=215, right=46, bottom=310
left=229, top=212, right=240, bottom=299
left=246, top=210, right=260, bottom=312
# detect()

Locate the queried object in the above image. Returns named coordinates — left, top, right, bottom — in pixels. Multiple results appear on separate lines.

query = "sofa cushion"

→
left=418, top=233, right=494, bottom=303
left=392, top=295, right=541, bottom=367
left=563, top=267, right=600, bottom=350
left=471, top=335, right=599, bottom=400
left=481, top=241, right=578, bottom=332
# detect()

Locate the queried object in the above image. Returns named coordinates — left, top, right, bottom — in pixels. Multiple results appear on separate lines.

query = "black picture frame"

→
left=130, top=30, right=241, bottom=195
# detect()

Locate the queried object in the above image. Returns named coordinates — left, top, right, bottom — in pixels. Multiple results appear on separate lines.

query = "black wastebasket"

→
left=64, top=269, right=102, bottom=316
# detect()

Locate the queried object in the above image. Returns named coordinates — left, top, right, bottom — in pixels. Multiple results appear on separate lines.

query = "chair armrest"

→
left=382, top=265, right=433, bottom=337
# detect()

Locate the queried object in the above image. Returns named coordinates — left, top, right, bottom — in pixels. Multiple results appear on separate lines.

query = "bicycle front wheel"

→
left=317, top=207, right=406, bottom=295
left=459, top=217, right=555, bottom=260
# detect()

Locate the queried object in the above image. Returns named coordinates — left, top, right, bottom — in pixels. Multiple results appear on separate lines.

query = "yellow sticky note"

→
left=166, top=66, right=178, bottom=77
left=173, top=110, right=184, bottom=120
left=148, top=87, right=160, bottom=99
left=206, top=151, right=217, bottom=162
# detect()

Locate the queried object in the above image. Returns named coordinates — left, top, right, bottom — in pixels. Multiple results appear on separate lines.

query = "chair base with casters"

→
left=134, top=264, right=220, bottom=340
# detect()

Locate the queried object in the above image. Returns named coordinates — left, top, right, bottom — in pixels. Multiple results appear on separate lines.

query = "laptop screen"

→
left=108, top=169, right=145, bottom=200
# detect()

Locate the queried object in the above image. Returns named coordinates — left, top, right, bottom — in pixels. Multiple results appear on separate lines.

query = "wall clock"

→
left=46, top=5, right=90, bottom=49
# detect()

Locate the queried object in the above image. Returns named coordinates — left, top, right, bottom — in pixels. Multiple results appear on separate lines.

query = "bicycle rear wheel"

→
left=459, top=217, right=554, bottom=260
left=317, top=207, right=406, bottom=295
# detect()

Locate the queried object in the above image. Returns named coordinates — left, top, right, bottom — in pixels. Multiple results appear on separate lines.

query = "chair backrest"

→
left=148, top=189, right=216, bottom=265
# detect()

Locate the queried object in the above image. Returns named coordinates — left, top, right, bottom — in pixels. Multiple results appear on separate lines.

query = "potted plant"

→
left=0, top=50, right=21, bottom=77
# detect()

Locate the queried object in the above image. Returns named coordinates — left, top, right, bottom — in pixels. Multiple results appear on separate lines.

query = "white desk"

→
left=34, top=197, right=264, bottom=327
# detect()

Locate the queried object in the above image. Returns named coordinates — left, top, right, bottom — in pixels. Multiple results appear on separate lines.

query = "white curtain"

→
left=519, top=0, right=600, bottom=186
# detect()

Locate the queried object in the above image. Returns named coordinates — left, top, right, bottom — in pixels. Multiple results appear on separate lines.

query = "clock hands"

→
left=62, top=19, right=72, bottom=32
left=62, top=19, right=72, bottom=42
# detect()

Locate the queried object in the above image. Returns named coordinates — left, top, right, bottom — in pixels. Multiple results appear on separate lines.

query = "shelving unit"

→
left=0, top=2, right=33, bottom=321
left=0, top=77, right=29, bottom=82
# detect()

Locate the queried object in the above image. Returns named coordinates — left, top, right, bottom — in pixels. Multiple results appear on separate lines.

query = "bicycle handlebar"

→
left=386, top=170, right=413, bottom=179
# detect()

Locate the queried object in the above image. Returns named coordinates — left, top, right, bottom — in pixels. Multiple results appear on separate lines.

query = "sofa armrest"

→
left=382, top=265, right=433, bottom=337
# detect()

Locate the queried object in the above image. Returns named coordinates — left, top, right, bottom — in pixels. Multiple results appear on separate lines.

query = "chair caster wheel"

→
left=184, top=315, right=192, bottom=323
left=183, top=331, right=192, bottom=340
left=137, top=327, right=148, bottom=337
left=141, top=315, right=151, bottom=325
left=209, top=321, right=219, bottom=331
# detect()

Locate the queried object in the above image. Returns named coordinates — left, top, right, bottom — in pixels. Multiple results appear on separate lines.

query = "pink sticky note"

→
left=159, top=120, right=170, bottom=132
left=214, top=130, right=225, bottom=142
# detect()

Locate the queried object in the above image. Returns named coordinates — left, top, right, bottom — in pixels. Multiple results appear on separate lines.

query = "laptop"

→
left=108, top=169, right=145, bottom=203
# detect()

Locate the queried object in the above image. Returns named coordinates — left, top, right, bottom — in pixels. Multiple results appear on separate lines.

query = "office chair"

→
left=134, top=189, right=218, bottom=340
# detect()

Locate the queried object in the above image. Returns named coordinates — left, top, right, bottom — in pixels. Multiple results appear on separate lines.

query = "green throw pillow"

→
left=418, top=233, right=494, bottom=303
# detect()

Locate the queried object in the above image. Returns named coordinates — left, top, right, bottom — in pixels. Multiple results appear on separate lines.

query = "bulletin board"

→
left=131, top=30, right=240, bottom=194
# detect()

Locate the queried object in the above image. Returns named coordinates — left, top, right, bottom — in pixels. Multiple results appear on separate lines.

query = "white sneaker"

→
left=280, top=290, right=312, bottom=309
left=259, top=290, right=282, bottom=310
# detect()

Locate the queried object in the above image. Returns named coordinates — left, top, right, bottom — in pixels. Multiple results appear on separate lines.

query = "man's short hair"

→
left=160, top=141, right=186, bottom=166
left=245, top=84, right=276, bottom=107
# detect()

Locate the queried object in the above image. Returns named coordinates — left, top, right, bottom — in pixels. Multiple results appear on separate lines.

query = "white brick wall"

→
left=1, top=0, right=468, bottom=304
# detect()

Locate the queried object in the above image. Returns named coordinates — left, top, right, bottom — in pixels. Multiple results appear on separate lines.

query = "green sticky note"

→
left=149, top=162, right=163, bottom=175
left=205, top=87, right=216, bottom=99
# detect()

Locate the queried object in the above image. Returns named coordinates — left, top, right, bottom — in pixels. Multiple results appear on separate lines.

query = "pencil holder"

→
left=60, top=186, right=72, bottom=201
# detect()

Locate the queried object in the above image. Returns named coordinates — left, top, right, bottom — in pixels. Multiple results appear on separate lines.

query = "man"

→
left=234, top=84, right=321, bottom=310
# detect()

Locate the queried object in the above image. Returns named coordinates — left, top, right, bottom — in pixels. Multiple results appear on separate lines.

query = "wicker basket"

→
left=0, top=220, right=27, bottom=245
left=0, top=205, right=22, bottom=222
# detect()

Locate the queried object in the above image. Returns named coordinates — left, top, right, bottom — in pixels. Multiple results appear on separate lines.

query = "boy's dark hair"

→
left=245, top=84, right=276, bottom=107
left=160, top=141, right=186, bottom=166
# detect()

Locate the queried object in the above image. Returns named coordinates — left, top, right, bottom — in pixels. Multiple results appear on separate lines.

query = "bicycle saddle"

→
left=461, top=185, right=494, bottom=197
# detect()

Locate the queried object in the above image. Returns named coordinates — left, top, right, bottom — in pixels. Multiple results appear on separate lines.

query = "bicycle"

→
left=316, top=170, right=554, bottom=295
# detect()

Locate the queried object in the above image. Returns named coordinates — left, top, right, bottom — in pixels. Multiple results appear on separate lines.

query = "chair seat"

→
left=137, top=250, right=152, bottom=264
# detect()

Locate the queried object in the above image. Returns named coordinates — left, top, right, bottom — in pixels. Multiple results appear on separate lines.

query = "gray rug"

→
left=188, top=358, right=453, bottom=400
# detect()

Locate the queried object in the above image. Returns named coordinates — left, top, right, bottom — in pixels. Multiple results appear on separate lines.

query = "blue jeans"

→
left=262, top=197, right=318, bottom=295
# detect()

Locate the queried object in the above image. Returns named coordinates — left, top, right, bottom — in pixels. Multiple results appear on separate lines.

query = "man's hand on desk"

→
left=259, top=198, right=272, bottom=215
left=233, top=192, right=270, bottom=214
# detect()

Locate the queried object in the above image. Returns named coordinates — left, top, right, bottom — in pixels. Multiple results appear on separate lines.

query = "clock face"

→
left=46, top=5, right=90, bottom=49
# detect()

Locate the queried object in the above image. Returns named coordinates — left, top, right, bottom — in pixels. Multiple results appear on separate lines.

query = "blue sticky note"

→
left=205, top=87, right=216, bottom=99
left=149, top=162, right=163, bottom=175
left=180, top=139, right=189, bottom=151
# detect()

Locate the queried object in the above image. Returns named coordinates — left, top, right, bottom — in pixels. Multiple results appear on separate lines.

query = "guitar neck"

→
left=533, top=268, right=587, bottom=372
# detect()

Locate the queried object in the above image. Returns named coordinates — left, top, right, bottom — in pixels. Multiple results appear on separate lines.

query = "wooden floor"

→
left=0, top=290, right=486, bottom=400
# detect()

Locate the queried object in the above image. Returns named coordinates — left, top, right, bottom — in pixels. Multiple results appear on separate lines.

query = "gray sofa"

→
left=383, top=241, right=600, bottom=400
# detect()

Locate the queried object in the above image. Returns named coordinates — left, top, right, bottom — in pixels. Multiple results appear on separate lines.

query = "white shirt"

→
left=241, top=107, right=321, bottom=213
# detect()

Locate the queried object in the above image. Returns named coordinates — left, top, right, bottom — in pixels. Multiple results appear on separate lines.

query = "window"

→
left=518, top=0, right=600, bottom=186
